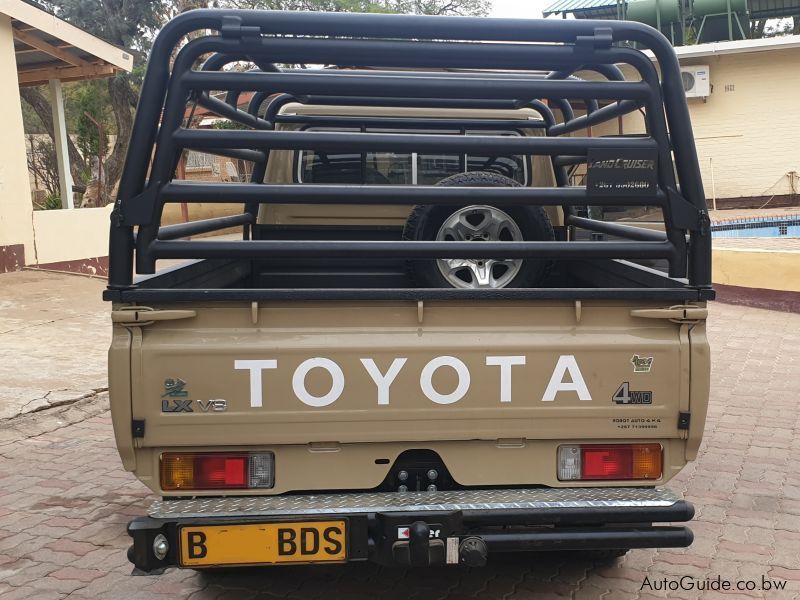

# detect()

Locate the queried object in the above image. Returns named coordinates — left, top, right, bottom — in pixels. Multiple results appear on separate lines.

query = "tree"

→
left=223, top=0, right=490, bottom=15
left=19, top=86, right=87, bottom=185
left=35, top=0, right=173, bottom=200
left=74, top=80, right=110, bottom=163
left=26, top=0, right=487, bottom=203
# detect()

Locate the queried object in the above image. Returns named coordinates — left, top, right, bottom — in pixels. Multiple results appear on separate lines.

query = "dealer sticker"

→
left=586, top=147, right=659, bottom=197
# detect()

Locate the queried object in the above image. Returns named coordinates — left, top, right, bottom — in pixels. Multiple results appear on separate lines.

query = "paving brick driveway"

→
left=1, top=301, right=799, bottom=600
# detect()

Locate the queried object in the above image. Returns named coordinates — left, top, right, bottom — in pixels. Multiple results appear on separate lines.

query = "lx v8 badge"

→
left=161, top=398, right=228, bottom=413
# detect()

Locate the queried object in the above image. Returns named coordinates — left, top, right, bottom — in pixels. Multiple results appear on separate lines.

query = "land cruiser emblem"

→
left=162, top=378, right=188, bottom=398
left=631, top=355, right=654, bottom=373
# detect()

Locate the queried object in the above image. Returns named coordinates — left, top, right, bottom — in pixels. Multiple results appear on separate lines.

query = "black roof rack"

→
left=108, top=9, right=711, bottom=296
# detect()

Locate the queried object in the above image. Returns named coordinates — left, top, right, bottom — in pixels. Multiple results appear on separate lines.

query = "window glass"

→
left=301, top=151, right=362, bottom=184
left=366, top=152, right=413, bottom=184
left=466, top=154, right=525, bottom=183
left=300, top=151, right=414, bottom=184
left=298, top=128, right=528, bottom=185
left=417, top=154, right=462, bottom=184
left=585, top=206, right=664, bottom=222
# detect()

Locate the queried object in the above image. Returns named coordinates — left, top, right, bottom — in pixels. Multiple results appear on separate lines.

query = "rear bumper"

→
left=128, top=487, right=693, bottom=573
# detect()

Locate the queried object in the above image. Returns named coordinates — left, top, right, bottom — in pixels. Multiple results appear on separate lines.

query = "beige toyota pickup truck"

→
left=106, top=9, right=713, bottom=573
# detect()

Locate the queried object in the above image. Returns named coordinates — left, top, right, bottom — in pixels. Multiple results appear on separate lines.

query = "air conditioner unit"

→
left=680, top=66, right=711, bottom=98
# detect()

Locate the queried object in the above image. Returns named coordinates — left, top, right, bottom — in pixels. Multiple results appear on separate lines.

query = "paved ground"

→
left=0, top=270, right=108, bottom=420
left=1, top=301, right=799, bottom=599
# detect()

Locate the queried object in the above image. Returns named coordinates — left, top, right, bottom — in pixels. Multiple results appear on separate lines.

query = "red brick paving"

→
left=0, top=302, right=799, bottom=598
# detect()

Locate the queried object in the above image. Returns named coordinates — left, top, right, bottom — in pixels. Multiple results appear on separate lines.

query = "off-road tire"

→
left=403, top=171, right=555, bottom=288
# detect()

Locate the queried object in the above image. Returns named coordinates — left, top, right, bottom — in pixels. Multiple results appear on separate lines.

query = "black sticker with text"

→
left=586, top=148, right=658, bottom=197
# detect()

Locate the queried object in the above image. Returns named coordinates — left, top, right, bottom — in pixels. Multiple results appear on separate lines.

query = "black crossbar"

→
left=147, top=239, right=677, bottom=261
left=181, top=70, right=653, bottom=102
left=174, top=129, right=658, bottom=156
left=161, top=182, right=667, bottom=207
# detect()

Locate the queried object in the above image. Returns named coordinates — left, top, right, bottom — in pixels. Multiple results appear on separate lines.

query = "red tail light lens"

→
left=194, top=455, right=248, bottom=489
left=581, top=446, right=633, bottom=480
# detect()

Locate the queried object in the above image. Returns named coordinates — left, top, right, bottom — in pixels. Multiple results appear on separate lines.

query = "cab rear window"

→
left=297, top=128, right=528, bottom=185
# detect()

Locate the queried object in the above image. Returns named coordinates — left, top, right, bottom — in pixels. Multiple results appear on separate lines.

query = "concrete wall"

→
left=0, top=15, right=36, bottom=268
left=31, top=205, right=112, bottom=265
left=713, top=248, right=800, bottom=292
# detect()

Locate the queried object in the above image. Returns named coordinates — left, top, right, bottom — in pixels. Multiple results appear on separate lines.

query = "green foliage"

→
left=71, top=81, right=111, bottom=160
left=211, top=119, right=249, bottom=130
left=39, top=194, right=64, bottom=210
left=41, top=0, right=171, bottom=55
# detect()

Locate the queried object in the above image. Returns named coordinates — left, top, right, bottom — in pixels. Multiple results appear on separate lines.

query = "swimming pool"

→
left=711, top=215, right=800, bottom=238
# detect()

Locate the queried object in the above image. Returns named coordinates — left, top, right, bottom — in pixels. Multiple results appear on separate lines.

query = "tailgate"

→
left=116, top=300, right=705, bottom=447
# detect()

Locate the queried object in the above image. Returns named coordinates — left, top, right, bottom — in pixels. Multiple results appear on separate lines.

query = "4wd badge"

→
left=613, top=382, right=653, bottom=405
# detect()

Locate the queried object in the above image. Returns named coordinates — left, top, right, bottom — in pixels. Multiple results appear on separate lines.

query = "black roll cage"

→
left=108, top=9, right=712, bottom=299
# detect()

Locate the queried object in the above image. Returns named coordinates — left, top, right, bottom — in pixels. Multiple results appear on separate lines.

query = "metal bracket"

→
left=630, top=305, right=708, bottom=323
left=121, top=183, right=162, bottom=226
left=697, top=210, right=711, bottom=236
left=221, top=15, right=261, bottom=41
left=576, top=27, right=613, bottom=51
left=677, top=412, right=691, bottom=431
left=111, top=307, right=197, bottom=326
left=110, top=206, right=125, bottom=227
left=132, top=420, right=146, bottom=438
left=666, top=187, right=703, bottom=231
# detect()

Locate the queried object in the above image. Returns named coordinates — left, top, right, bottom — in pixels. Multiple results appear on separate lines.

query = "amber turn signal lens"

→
left=631, top=444, right=662, bottom=479
left=161, top=453, right=195, bottom=490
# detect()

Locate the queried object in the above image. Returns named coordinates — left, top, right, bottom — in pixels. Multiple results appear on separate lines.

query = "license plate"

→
left=179, top=520, right=347, bottom=567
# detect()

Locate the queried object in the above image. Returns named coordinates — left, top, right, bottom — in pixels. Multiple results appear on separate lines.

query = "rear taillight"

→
left=160, top=452, right=274, bottom=491
left=557, top=444, right=662, bottom=481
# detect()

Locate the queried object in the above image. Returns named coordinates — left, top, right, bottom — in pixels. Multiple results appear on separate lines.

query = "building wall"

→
left=588, top=48, right=800, bottom=202
left=683, top=49, right=800, bottom=203
left=0, top=14, right=36, bottom=271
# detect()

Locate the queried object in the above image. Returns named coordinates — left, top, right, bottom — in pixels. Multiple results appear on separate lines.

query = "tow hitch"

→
left=376, top=511, right=463, bottom=566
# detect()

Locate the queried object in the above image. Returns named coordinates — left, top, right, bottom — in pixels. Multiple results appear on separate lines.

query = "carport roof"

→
left=2, top=0, right=133, bottom=87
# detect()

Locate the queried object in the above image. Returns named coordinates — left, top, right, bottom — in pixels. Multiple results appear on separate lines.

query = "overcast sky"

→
left=489, top=0, right=550, bottom=19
